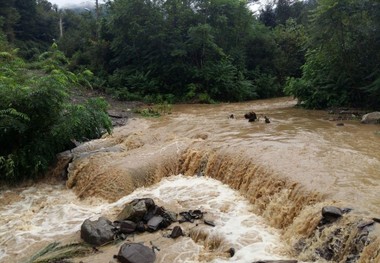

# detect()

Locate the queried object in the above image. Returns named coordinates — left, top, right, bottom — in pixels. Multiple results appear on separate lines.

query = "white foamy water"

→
left=0, top=184, right=112, bottom=262
left=0, top=176, right=291, bottom=262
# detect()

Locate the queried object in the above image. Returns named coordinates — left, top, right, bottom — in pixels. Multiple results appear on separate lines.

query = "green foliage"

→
left=0, top=43, right=112, bottom=183
left=0, top=0, right=59, bottom=58
left=101, top=0, right=261, bottom=102
left=251, top=69, right=281, bottom=98
left=27, top=242, right=93, bottom=263
left=135, top=107, right=161, bottom=118
left=199, top=59, right=256, bottom=101
left=286, top=0, right=380, bottom=109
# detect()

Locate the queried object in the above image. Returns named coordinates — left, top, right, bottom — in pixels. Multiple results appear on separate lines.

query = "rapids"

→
left=1, top=97, right=379, bottom=262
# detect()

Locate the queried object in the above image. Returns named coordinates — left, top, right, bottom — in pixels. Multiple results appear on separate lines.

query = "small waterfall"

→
left=3, top=98, right=380, bottom=263
left=60, top=135, right=379, bottom=262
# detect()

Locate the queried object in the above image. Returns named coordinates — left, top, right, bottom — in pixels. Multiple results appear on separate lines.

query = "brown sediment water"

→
left=0, top=97, right=379, bottom=262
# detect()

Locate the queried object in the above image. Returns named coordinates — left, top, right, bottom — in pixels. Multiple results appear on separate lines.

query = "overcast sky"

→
left=48, top=0, right=269, bottom=11
left=49, top=0, right=105, bottom=8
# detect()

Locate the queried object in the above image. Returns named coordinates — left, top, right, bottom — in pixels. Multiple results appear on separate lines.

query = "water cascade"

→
left=1, top=98, right=379, bottom=262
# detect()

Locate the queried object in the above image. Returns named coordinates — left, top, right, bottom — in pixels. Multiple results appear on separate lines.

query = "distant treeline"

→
left=1, top=0, right=379, bottom=107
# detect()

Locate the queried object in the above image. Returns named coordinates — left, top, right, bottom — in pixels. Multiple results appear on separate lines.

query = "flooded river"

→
left=0, top=97, right=379, bottom=262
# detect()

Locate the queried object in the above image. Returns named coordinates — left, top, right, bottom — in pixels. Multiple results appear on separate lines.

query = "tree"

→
left=0, top=43, right=112, bottom=182
left=0, top=0, right=19, bottom=42
left=285, top=0, right=380, bottom=109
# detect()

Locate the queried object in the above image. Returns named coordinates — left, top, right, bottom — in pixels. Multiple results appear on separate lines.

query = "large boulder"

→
left=361, top=112, right=380, bottom=124
left=117, top=243, right=156, bottom=263
left=81, top=217, right=115, bottom=246
left=117, top=199, right=149, bottom=222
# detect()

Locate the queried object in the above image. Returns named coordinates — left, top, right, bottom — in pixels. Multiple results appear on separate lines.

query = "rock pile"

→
left=81, top=198, right=182, bottom=247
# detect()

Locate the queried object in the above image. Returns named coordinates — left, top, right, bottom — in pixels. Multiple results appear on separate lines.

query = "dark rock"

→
left=357, top=219, right=375, bottom=229
left=117, top=243, right=156, bottom=263
left=130, top=198, right=155, bottom=210
left=130, top=200, right=148, bottom=222
left=143, top=205, right=164, bottom=223
left=264, top=116, right=270, bottom=123
left=136, top=221, right=146, bottom=232
left=321, top=206, right=342, bottom=223
left=142, top=198, right=156, bottom=210
left=229, top=114, right=235, bottom=119
left=227, top=247, right=235, bottom=257
left=179, top=212, right=190, bottom=222
left=80, top=217, right=115, bottom=246
left=54, top=150, right=73, bottom=180
left=120, top=220, right=137, bottom=234
left=170, top=226, right=183, bottom=238
left=336, top=122, right=344, bottom=126
left=179, top=210, right=204, bottom=223
left=372, top=217, right=380, bottom=223
left=189, top=210, right=203, bottom=219
left=341, top=208, right=353, bottom=214
left=204, top=220, right=215, bottom=227
left=179, top=212, right=194, bottom=223
left=118, top=233, right=127, bottom=240
left=117, top=200, right=147, bottom=222
left=245, top=112, right=257, bottom=122
left=251, top=261, right=297, bottom=263
left=116, top=204, right=134, bottom=221
left=147, top=216, right=164, bottom=232
left=160, top=211, right=175, bottom=228
left=164, top=210, right=177, bottom=222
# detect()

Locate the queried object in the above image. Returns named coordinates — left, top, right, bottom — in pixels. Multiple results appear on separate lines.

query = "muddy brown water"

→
left=0, top=97, right=379, bottom=263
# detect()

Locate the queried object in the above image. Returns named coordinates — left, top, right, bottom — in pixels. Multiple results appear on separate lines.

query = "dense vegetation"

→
left=0, top=28, right=112, bottom=182
left=2, top=0, right=379, bottom=107
left=0, top=0, right=379, bottom=181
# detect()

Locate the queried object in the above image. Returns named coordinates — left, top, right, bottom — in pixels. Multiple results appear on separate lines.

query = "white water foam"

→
left=115, top=175, right=289, bottom=262
left=0, top=176, right=292, bottom=262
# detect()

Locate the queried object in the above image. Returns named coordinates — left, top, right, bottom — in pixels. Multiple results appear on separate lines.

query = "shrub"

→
left=0, top=44, right=112, bottom=183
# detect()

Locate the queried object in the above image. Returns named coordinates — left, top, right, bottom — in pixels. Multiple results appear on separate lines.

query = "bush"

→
left=0, top=44, right=112, bottom=183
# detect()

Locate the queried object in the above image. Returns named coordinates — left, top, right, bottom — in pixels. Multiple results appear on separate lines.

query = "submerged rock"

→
left=204, top=219, right=215, bottom=227
left=179, top=209, right=204, bottom=223
left=117, top=243, right=156, bottom=263
left=264, top=116, right=270, bottom=123
left=321, top=206, right=342, bottom=223
left=81, top=217, right=115, bottom=246
left=357, top=219, right=375, bottom=229
left=244, top=112, right=257, bottom=122
left=227, top=247, right=235, bottom=257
